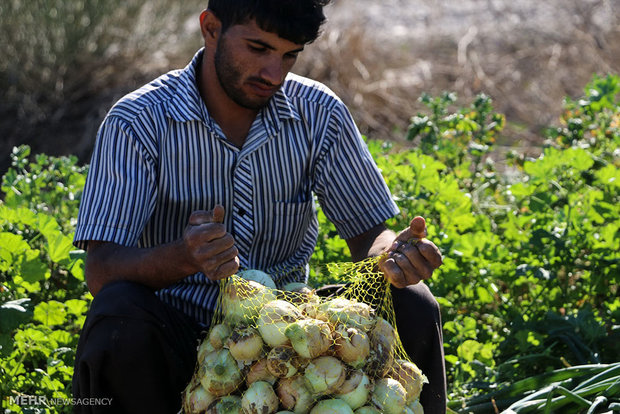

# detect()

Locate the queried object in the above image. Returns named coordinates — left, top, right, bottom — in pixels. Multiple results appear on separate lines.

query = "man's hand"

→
left=183, top=205, right=239, bottom=281
left=379, top=216, right=443, bottom=288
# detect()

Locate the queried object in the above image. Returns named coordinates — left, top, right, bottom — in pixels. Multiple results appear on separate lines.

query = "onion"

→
left=309, top=399, right=354, bottom=414
left=257, top=300, right=303, bottom=347
left=198, top=338, right=217, bottom=363
left=246, top=358, right=277, bottom=386
left=335, top=370, right=372, bottom=410
left=199, top=349, right=243, bottom=396
left=206, top=395, right=242, bottom=414
left=222, top=279, right=277, bottom=325
left=370, top=378, right=407, bottom=414
left=353, top=406, right=381, bottom=414
left=208, top=323, right=231, bottom=350
left=388, top=359, right=428, bottom=403
left=182, top=378, right=216, bottom=414
left=303, top=356, right=347, bottom=396
left=365, top=318, right=396, bottom=377
left=315, top=298, right=375, bottom=332
left=282, top=282, right=313, bottom=294
left=227, top=326, right=264, bottom=363
left=241, top=380, right=279, bottom=414
left=406, top=399, right=424, bottom=414
left=334, top=325, right=370, bottom=368
left=267, top=345, right=303, bottom=378
left=298, top=295, right=321, bottom=319
left=238, top=269, right=277, bottom=289
left=276, top=374, right=315, bottom=413
left=285, top=318, right=332, bottom=359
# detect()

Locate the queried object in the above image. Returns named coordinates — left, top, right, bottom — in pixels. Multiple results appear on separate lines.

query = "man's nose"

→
left=259, top=57, right=285, bottom=86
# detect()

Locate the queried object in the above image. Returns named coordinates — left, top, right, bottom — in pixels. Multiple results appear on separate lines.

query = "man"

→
left=73, top=0, right=446, bottom=412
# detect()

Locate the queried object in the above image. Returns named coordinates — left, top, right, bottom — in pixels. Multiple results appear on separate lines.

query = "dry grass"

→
left=1, top=0, right=619, bottom=174
left=296, top=0, right=620, bottom=152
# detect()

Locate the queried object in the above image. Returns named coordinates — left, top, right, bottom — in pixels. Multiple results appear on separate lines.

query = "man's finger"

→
left=409, top=216, right=427, bottom=239
left=390, top=251, right=424, bottom=285
left=396, top=245, right=433, bottom=280
left=379, top=257, right=408, bottom=289
left=417, top=241, right=444, bottom=269
left=189, top=205, right=226, bottom=225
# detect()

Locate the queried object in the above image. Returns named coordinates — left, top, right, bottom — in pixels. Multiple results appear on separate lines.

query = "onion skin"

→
left=309, top=399, right=354, bottom=414
left=370, top=378, right=407, bottom=414
left=276, top=374, right=315, bottom=413
left=267, top=345, right=302, bottom=378
left=334, top=325, right=370, bottom=368
left=200, top=349, right=243, bottom=396
left=315, top=298, right=375, bottom=332
left=209, top=323, right=232, bottom=349
left=206, top=395, right=243, bottom=414
left=406, top=399, right=424, bottom=414
left=241, top=380, right=279, bottom=414
left=387, top=359, right=428, bottom=403
left=285, top=318, right=332, bottom=359
left=303, top=356, right=347, bottom=396
left=257, top=300, right=303, bottom=347
left=335, top=370, right=372, bottom=410
left=246, top=358, right=277, bottom=386
left=227, top=326, right=264, bottom=363
left=238, top=269, right=277, bottom=289
left=365, top=318, right=396, bottom=378
left=353, top=407, right=381, bottom=414
left=222, top=279, right=277, bottom=325
left=182, top=378, right=216, bottom=414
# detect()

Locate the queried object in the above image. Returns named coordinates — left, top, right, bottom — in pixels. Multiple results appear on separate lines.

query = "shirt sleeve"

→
left=73, top=115, right=157, bottom=249
left=312, top=102, right=399, bottom=240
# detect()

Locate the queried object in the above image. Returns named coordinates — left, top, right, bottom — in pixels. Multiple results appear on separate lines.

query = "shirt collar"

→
left=166, top=48, right=301, bottom=133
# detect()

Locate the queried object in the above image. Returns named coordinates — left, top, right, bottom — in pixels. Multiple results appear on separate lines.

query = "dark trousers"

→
left=72, top=282, right=203, bottom=414
left=392, top=283, right=447, bottom=413
left=73, top=281, right=446, bottom=413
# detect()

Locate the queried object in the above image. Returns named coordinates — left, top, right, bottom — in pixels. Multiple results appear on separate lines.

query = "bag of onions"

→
left=182, top=259, right=428, bottom=414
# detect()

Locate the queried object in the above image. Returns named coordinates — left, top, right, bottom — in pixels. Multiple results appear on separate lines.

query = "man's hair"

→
left=207, top=0, right=331, bottom=44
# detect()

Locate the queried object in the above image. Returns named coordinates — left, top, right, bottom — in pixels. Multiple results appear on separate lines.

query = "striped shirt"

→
left=74, top=49, right=399, bottom=324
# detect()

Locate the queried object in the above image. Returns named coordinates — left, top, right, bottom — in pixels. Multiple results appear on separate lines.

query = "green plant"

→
left=310, top=75, right=619, bottom=412
left=1, top=146, right=89, bottom=413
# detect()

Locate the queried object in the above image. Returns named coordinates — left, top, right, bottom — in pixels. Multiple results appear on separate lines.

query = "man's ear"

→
left=199, top=9, right=221, bottom=44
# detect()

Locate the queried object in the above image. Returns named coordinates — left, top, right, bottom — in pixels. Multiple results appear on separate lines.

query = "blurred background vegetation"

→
left=1, top=0, right=619, bottom=172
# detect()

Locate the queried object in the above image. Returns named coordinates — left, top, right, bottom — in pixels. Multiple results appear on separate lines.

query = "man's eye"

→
left=249, top=45, right=267, bottom=53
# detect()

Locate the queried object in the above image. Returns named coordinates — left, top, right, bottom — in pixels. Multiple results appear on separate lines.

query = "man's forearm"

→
left=347, top=223, right=396, bottom=262
left=85, top=240, right=196, bottom=296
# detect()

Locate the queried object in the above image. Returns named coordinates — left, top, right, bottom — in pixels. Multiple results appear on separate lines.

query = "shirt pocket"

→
left=265, top=199, right=315, bottom=262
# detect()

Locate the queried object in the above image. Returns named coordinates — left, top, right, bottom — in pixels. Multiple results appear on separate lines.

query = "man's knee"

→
left=392, top=282, right=442, bottom=328
left=88, top=280, right=160, bottom=319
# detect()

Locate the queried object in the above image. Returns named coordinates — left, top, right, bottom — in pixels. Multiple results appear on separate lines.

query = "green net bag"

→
left=182, top=257, right=428, bottom=414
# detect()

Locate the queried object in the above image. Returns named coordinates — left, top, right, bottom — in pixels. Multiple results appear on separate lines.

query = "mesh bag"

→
left=182, top=257, right=428, bottom=414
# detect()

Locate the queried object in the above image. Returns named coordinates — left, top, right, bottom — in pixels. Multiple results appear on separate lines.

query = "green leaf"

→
left=0, top=298, right=33, bottom=333
left=458, top=339, right=483, bottom=362
left=45, top=232, right=73, bottom=263
left=33, top=301, right=67, bottom=326
left=64, top=299, right=88, bottom=317
left=476, top=286, right=494, bottom=304
left=19, top=248, right=49, bottom=283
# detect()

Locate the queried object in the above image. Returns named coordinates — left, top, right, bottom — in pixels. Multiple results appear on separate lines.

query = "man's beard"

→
left=214, top=39, right=278, bottom=110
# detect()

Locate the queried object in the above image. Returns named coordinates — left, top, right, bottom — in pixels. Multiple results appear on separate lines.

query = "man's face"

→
left=213, top=20, right=305, bottom=110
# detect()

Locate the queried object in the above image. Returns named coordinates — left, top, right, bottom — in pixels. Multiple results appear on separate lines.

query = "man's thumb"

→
left=189, top=205, right=225, bottom=225
left=409, top=216, right=427, bottom=239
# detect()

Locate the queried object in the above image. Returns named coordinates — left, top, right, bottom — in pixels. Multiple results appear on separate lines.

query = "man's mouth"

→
left=247, top=79, right=279, bottom=97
